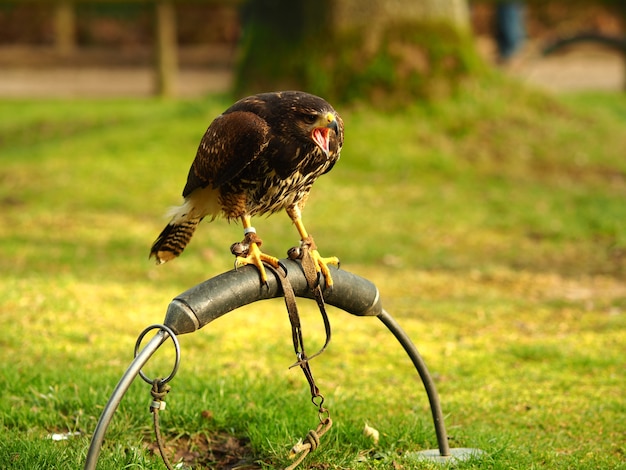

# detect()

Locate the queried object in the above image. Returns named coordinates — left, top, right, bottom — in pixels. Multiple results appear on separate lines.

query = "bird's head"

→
left=296, top=109, right=340, bottom=157
left=243, top=91, right=343, bottom=158
left=308, top=111, right=340, bottom=157
left=280, top=92, right=343, bottom=156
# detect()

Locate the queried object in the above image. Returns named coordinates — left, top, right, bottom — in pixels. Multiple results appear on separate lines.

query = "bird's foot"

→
left=230, top=233, right=280, bottom=287
left=288, top=236, right=339, bottom=290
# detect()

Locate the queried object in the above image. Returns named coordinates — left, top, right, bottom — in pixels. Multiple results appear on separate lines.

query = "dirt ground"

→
left=0, top=39, right=623, bottom=98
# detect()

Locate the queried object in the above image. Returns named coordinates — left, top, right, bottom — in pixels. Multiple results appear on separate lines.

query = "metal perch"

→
left=85, top=259, right=481, bottom=469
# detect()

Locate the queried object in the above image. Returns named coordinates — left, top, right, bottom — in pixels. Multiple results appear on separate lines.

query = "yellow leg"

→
left=292, top=216, right=309, bottom=240
left=234, top=216, right=280, bottom=285
left=288, top=209, right=339, bottom=289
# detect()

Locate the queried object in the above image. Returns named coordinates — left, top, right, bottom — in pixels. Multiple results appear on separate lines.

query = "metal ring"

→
left=134, top=324, right=181, bottom=385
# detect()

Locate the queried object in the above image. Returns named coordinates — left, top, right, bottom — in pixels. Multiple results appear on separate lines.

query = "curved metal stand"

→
left=85, top=330, right=170, bottom=470
left=85, top=259, right=480, bottom=469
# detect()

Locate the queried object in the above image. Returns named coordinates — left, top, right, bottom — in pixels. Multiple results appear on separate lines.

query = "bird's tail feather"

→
left=150, top=218, right=201, bottom=264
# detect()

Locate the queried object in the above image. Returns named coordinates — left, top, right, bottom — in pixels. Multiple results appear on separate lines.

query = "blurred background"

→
left=2, top=2, right=626, bottom=468
left=0, top=0, right=624, bottom=98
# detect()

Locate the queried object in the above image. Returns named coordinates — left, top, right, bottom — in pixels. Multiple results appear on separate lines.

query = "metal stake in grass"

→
left=84, top=259, right=482, bottom=468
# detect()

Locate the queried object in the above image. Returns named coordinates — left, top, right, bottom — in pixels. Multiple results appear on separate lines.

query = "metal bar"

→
left=377, top=309, right=451, bottom=457
left=163, top=260, right=382, bottom=335
left=162, top=260, right=450, bottom=455
left=84, top=330, right=169, bottom=470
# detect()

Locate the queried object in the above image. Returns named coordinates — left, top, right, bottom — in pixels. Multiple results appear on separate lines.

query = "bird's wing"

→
left=182, top=110, right=271, bottom=198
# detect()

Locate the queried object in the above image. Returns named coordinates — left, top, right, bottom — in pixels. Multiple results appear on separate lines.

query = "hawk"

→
left=150, top=91, right=344, bottom=287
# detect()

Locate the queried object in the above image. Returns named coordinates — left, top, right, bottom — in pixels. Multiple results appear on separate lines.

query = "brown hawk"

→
left=150, top=91, right=344, bottom=287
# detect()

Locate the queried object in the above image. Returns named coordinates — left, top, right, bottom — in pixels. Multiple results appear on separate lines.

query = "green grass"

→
left=1, top=79, right=625, bottom=469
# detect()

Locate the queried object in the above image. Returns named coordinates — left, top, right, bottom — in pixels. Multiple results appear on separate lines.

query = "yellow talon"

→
left=290, top=239, right=339, bottom=290
left=285, top=208, right=338, bottom=290
left=310, top=250, right=339, bottom=289
left=235, top=241, right=280, bottom=285
left=233, top=216, right=282, bottom=286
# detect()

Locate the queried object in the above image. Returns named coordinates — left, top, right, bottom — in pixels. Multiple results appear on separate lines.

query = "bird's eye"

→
left=302, top=114, right=318, bottom=124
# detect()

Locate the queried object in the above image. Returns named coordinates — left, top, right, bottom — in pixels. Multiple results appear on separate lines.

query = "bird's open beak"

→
left=312, top=112, right=338, bottom=157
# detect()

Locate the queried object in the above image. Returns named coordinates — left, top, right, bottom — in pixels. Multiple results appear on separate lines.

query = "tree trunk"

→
left=54, top=1, right=76, bottom=57
left=235, top=0, right=481, bottom=106
left=154, top=0, right=178, bottom=98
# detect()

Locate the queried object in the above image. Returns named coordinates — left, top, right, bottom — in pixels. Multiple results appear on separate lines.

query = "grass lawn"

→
left=1, top=78, right=625, bottom=469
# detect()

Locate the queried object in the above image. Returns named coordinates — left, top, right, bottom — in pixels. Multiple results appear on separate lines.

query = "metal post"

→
left=377, top=309, right=450, bottom=456
left=84, top=330, right=169, bottom=470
